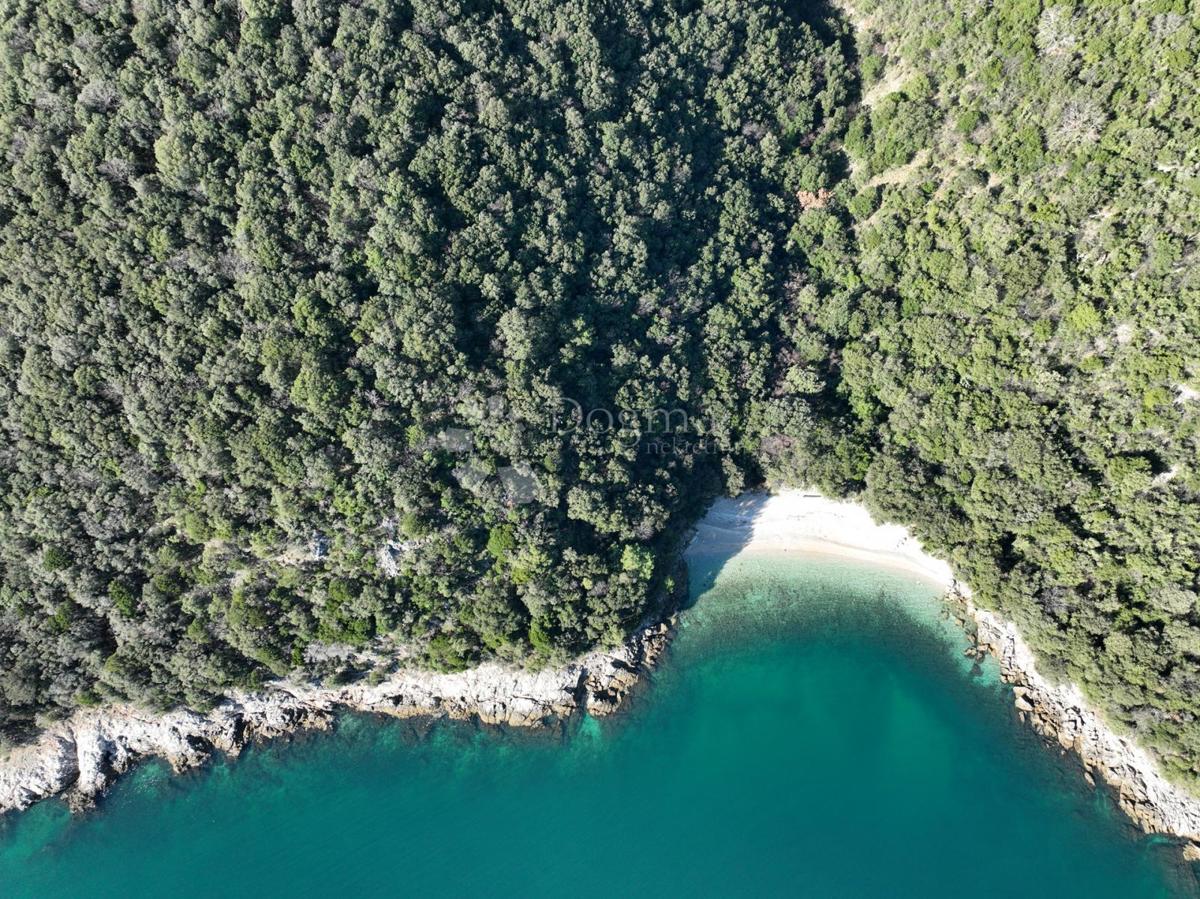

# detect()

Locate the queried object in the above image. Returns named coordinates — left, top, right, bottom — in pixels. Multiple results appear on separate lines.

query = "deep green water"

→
left=1, top=553, right=1196, bottom=897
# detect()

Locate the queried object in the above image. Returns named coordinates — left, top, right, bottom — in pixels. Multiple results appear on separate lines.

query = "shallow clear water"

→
left=1, top=553, right=1196, bottom=897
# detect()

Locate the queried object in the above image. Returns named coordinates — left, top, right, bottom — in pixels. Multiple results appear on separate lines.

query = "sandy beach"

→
left=4, top=487, right=1200, bottom=856
left=687, top=490, right=957, bottom=589
left=689, top=488, right=1200, bottom=853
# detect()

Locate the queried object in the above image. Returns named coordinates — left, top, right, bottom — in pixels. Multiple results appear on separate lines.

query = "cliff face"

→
left=0, top=620, right=673, bottom=815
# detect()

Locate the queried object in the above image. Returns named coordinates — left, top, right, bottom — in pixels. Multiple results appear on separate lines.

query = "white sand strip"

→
left=689, top=487, right=1200, bottom=853
left=688, top=490, right=956, bottom=588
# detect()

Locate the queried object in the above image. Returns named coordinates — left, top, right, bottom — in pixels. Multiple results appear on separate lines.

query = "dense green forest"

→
left=827, top=0, right=1200, bottom=788
left=0, top=0, right=854, bottom=728
left=0, top=0, right=1197, bottom=790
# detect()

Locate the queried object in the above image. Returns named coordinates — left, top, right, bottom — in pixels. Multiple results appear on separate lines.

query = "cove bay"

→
left=1, top=550, right=1194, bottom=897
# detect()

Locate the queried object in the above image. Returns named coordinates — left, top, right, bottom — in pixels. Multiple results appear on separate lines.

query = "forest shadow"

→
left=677, top=491, right=778, bottom=611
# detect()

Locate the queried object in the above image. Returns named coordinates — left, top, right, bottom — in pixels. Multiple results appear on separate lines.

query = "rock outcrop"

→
left=0, top=618, right=673, bottom=815
left=961, top=590, right=1200, bottom=856
left=5, top=577, right=1200, bottom=865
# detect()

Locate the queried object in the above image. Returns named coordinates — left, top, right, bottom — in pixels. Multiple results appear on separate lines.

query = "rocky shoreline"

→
left=693, top=490, right=1200, bottom=861
left=949, top=589, right=1200, bottom=860
left=3, top=542, right=1200, bottom=867
left=0, top=619, right=673, bottom=816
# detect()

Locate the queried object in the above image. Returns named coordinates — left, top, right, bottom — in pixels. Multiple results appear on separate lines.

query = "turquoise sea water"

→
left=1, top=552, right=1196, bottom=897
